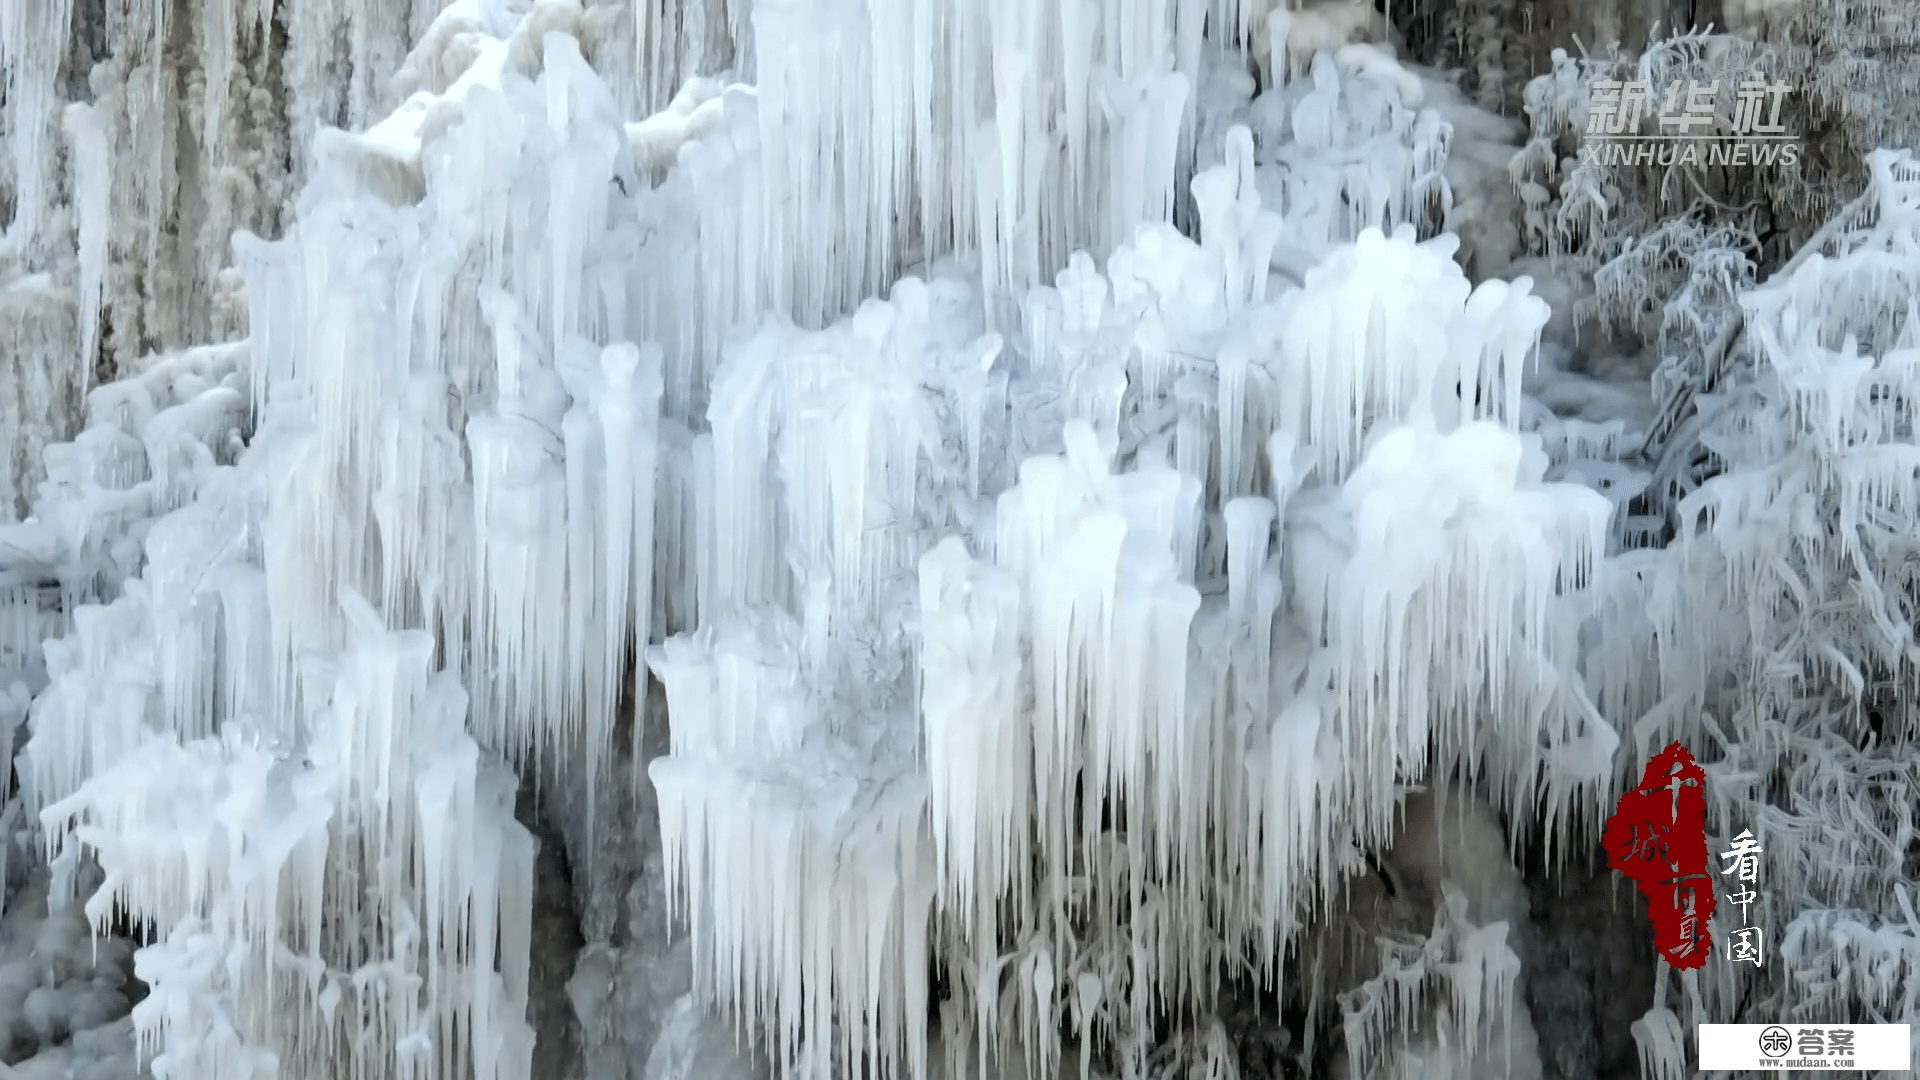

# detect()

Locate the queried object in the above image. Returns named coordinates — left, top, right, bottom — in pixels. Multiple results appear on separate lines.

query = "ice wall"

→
left=0, top=2, right=1616, bottom=1075
left=0, top=3, right=1607, bottom=1080
left=0, top=0, right=471, bottom=522
left=16, top=2, right=1920, bottom=1080
left=639, top=75, right=1609, bottom=1077
left=0, top=8, right=665, bottom=1078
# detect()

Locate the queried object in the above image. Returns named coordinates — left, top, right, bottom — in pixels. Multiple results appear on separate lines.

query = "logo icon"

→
left=1602, top=742, right=1715, bottom=967
left=1759, top=1026, right=1792, bottom=1058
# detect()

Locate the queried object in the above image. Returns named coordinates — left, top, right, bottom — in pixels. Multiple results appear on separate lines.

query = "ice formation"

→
left=1331, top=789, right=1541, bottom=1080
left=5, top=1, right=1920, bottom=1079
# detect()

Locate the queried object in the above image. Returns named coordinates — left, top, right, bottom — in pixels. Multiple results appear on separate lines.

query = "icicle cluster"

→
left=1, top=0, right=481, bottom=522
left=1338, top=883, right=1525, bottom=1080
left=622, top=156, right=1592, bottom=1080
left=1, top=332, right=538, bottom=1080
left=3, top=9, right=708, bottom=1079
left=649, top=613, right=934, bottom=1080
left=41, top=596, right=534, bottom=1080
left=1582, top=149, right=1920, bottom=1062
left=29, top=1, right=1900, bottom=1078
left=494, top=28, right=1600, bottom=1074
left=648, top=274, right=966, bottom=1080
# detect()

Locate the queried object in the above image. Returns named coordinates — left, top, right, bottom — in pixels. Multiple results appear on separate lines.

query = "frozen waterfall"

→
left=4, top=1, right=1920, bottom=1080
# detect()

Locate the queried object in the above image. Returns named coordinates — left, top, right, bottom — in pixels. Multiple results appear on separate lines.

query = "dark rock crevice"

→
left=1521, top=850, right=1659, bottom=1080
left=515, top=772, right=589, bottom=1080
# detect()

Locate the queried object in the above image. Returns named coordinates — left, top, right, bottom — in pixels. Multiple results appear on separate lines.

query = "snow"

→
left=1261, top=0, right=1387, bottom=90
left=0, top=871, right=141, bottom=1079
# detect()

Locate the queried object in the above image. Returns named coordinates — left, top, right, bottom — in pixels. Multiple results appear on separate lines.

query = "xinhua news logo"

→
left=1580, top=78, right=1801, bottom=168
left=1699, top=1024, right=1912, bottom=1070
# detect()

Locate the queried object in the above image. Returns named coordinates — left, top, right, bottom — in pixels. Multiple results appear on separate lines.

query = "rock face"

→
left=1523, top=858, right=1659, bottom=1080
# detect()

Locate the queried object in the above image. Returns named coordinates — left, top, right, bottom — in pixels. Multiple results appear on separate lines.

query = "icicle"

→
left=647, top=611, right=933, bottom=1080
left=1192, top=126, right=1283, bottom=314
left=201, top=0, right=241, bottom=153
left=1324, top=419, right=1611, bottom=837
left=1631, top=1001, right=1689, bottom=1080
left=1223, top=497, right=1276, bottom=624
left=0, top=0, right=75, bottom=247
left=918, top=538, right=1026, bottom=925
left=62, top=104, right=112, bottom=398
left=548, top=336, right=668, bottom=859
left=1098, top=62, right=1192, bottom=248
left=1276, top=225, right=1507, bottom=483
